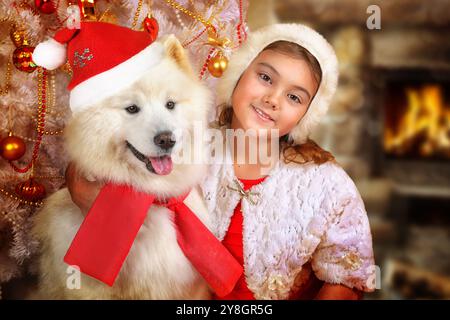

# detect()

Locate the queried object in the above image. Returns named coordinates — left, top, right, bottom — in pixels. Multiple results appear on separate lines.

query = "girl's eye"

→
left=288, top=94, right=302, bottom=104
left=166, top=100, right=176, bottom=110
left=125, top=105, right=140, bottom=114
left=259, top=73, right=271, bottom=83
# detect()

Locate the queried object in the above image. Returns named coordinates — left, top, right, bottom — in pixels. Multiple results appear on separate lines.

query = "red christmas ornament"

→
left=15, top=178, right=47, bottom=202
left=35, top=0, right=56, bottom=14
left=143, top=14, right=159, bottom=42
left=0, top=134, right=26, bottom=161
left=13, top=46, right=37, bottom=73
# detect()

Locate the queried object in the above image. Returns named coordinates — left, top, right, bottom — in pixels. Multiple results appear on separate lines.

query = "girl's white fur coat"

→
left=201, top=144, right=375, bottom=300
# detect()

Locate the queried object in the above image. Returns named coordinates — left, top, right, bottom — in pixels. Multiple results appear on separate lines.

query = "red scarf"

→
left=64, top=183, right=242, bottom=297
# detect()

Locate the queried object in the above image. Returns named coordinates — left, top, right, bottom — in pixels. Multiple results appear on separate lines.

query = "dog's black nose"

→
left=153, top=131, right=176, bottom=150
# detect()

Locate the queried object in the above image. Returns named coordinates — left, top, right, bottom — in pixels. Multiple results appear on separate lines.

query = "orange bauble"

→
left=15, top=178, right=46, bottom=202
left=0, top=134, right=26, bottom=161
left=207, top=52, right=228, bottom=78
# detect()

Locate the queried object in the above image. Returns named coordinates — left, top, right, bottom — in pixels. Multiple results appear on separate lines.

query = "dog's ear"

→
left=163, top=34, right=194, bottom=77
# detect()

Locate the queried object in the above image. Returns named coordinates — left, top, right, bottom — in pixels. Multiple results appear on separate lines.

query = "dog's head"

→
left=65, top=35, right=211, bottom=197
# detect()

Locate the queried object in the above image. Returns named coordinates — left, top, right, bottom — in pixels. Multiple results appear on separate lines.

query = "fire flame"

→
left=384, top=85, right=450, bottom=158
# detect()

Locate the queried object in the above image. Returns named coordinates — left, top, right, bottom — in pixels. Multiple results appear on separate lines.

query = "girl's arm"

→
left=65, top=162, right=102, bottom=216
left=311, top=165, right=375, bottom=296
left=315, top=283, right=362, bottom=300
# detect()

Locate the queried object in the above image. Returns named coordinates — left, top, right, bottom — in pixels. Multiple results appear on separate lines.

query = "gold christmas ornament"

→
left=10, top=26, right=26, bottom=47
left=80, top=0, right=97, bottom=21
left=0, top=132, right=26, bottom=161
left=207, top=51, right=228, bottom=78
left=205, top=27, right=231, bottom=77
left=15, top=177, right=46, bottom=202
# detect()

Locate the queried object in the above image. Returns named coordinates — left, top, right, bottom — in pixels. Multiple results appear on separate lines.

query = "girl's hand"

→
left=65, top=162, right=102, bottom=217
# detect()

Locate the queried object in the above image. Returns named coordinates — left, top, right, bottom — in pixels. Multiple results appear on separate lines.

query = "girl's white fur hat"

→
left=217, top=23, right=339, bottom=144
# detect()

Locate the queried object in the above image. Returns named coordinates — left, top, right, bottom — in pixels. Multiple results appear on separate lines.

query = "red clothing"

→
left=215, top=177, right=266, bottom=300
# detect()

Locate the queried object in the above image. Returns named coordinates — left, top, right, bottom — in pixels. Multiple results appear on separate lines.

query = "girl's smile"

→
left=251, top=104, right=275, bottom=123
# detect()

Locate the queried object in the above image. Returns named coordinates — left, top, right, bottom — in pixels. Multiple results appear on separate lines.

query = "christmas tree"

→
left=0, top=0, right=248, bottom=299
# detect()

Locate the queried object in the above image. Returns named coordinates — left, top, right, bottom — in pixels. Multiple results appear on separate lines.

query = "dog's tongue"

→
left=149, top=156, right=173, bottom=175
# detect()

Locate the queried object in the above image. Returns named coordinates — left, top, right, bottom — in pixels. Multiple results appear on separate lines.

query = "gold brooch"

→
left=227, top=180, right=260, bottom=205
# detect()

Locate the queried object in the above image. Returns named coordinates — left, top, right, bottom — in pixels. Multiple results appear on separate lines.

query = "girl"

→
left=201, top=23, right=374, bottom=300
left=66, top=23, right=375, bottom=300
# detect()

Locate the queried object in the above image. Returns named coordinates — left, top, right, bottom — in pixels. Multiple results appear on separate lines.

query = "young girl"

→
left=66, top=23, right=375, bottom=300
left=201, top=23, right=374, bottom=300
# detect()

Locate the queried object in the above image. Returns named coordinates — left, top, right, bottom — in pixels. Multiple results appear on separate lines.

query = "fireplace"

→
left=383, top=69, right=450, bottom=160
left=367, top=68, right=450, bottom=300
left=373, top=68, right=450, bottom=195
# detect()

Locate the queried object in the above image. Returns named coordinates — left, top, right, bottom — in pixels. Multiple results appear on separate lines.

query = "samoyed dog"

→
left=32, top=35, right=212, bottom=299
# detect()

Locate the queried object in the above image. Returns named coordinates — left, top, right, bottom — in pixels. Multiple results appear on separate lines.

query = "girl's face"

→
left=231, top=49, right=319, bottom=137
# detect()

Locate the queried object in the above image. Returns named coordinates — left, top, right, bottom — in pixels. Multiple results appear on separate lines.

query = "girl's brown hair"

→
left=218, top=40, right=335, bottom=165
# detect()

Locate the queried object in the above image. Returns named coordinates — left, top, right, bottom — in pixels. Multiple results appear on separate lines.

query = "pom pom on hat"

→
left=33, top=27, right=78, bottom=71
left=32, top=38, right=67, bottom=70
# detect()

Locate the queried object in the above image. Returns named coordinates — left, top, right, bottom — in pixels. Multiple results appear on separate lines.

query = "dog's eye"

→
left=166, top=101, right=176, bottom=110
left=125, top=105, right=140, bottom=114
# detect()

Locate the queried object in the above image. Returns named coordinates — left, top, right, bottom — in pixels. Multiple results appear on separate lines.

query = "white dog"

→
left=32, top=35, right=213, bottom=299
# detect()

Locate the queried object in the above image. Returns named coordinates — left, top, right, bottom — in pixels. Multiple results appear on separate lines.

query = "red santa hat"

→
left=33, top=22, right=164, bottom=113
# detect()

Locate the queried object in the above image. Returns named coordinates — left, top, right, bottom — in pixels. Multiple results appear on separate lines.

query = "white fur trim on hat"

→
left=217, top=23, right=339, bottom=144
left=32, top=38, right=67, bottom=71
left=69, top=42, right=165, bottom=113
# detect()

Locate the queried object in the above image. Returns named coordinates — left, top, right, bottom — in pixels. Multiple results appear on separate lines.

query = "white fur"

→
left=32, top=39, right=67, bottom=71
left=216, top=24, right=339, bottom=144
left=32, top=36, right=213, bottom=299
